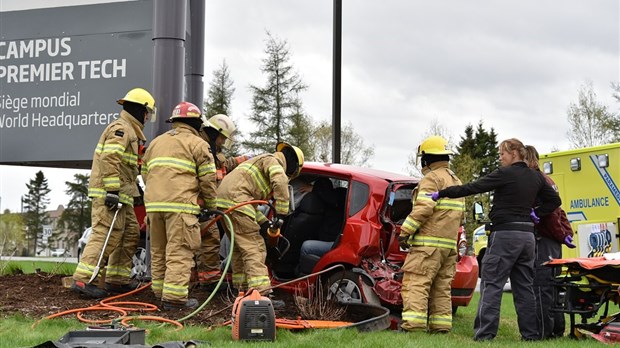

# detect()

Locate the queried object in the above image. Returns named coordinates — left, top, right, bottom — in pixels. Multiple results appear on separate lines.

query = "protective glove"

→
left=105, top=192, right=120, bottom=211
left=425, top=192, right=440, bottom=201
left=564, top=235, right=576, bottom=249
left=530, top=208, right=540, bottom=224
left=398, top=235, right=410, bottom=250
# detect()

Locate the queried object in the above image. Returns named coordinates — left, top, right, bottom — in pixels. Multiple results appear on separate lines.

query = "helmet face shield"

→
left=147, top=106, right=157, bottom=123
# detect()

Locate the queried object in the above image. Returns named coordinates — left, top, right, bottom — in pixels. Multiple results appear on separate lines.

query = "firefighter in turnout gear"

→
left=141, top=101, right=217, bottom=310
left=195, top=114, right=251, bottom=287
left=72, top=87, right=156, bottom=298
left=399, top=135, right=465, bottom=333
left=216, top=142, right=304, bottom=306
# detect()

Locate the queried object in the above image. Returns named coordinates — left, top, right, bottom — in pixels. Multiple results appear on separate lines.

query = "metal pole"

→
left=152, top=0, right=187, bottom=139
left=186, top=0, right=205, bottom=109
left=332, top=0, right=342, bottom=164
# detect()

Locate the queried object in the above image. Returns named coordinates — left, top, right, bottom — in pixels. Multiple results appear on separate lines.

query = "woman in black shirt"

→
left=431, top=138, right=561, bottom=341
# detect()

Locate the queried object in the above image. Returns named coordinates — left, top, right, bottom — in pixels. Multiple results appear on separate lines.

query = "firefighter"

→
left=195, top=114, right=251, bottom=287
left=141, top=101, right=217, bottom=310
left=216, top=142, right=304, bottom=307
left=72, top=87, right=156, bottom=298
left=398, top=135, right=465, bottom=333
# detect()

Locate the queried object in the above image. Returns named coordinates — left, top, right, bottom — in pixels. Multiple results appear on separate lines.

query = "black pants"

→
left=534, top=235, right=565, bottom=339
left=474, top=230, right=539, bottom=341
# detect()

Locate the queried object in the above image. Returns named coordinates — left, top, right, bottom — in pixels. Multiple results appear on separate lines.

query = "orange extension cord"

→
left=32, top=282, right=184, bottom=331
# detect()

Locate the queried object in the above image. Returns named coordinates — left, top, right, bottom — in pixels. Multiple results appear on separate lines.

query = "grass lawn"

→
left=2, top=294, right=612, bottom=347
left=0, top=261, right=611, bottom=347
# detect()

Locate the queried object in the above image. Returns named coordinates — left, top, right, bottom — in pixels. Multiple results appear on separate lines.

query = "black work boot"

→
left=162, top=298, right=199, bottom=311
left=105, top=280, right=141, bottom=294
left=71, top=280, right=108, bottom=299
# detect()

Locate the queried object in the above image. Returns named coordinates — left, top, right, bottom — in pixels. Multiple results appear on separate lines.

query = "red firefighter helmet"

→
left=166, top=101, right=202, bottom=123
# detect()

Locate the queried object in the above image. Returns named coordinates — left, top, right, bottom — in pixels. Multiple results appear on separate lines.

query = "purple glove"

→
left=426, top=192, right=440, bottom=201
left=530, top=208, right=540, bottom=224
left=564, top=235, right=576, bottom=249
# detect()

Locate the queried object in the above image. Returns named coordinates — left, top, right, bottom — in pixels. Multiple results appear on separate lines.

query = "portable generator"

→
left=231, top=288, right=276, bottom=341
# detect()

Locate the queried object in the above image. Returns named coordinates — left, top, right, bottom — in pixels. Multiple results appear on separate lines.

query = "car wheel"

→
left=452, top=306, right=458, bottom=315
left=325, top=270, right=364, bottom=304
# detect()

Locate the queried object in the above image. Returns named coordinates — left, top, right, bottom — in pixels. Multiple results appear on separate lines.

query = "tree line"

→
left=1, top=32, right=619, bottom=255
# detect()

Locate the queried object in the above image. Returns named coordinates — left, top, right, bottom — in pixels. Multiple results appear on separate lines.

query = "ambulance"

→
left=540, top=142, right=620, bottom=258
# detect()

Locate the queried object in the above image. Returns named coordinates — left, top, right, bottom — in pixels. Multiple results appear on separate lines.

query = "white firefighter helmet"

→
left=203, top=114, right=237, bottom=149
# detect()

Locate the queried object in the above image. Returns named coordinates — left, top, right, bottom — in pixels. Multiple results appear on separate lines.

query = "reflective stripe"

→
left=410, top=235, right=456, bottom=250
left=74, top=261, right=97, bottom=277
left=268, top=164, right=284, bottom=177
left=163, top=283, right=189, bottom=297
left=216, top=198, right=256, bottom=218
left=232, top=273, right=246, bottom=287
left=146, top=157, right=196, bottom=174
left=436, top=198, right=465, bottom=211
left=238, top=162, right=269, bottom=195
left=275, top=200, right=289, bottom=215
left=87, top=188, right=133, bottom=206
left=402, top=311, right=427, bottom=324
left=151, top=279, right=164, bottom=292
left=401, top=217, right=420, bottom=234
left=102, top=176, right=121, bottom=190
left=429, top=314, right=452, bottom=326
left=96, top=143, right=125, bottom=156
left=198, top=162, right=216, bottom=177
left=248, top=275, right=270, bottom=288
left=106, top=265, right=132, bottom=278
left=145, top=201, right=201, bottom=214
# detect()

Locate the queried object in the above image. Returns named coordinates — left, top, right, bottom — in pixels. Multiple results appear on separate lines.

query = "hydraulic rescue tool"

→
left=264, top=215, right=290, bottom=261
left=231, top=289, right=276, bottom=341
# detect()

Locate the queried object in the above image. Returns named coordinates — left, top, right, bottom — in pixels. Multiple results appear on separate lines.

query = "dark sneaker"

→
left=71, top=280, right=108, bottom=299
left=162, top=298, right=199, bottom=311
left=105, top=281, right=141, bottom=294
left=268, top=294, right=285, bottom=309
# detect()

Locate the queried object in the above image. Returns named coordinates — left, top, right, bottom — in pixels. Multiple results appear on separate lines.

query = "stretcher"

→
left=546, top=257, right=620, bottom=340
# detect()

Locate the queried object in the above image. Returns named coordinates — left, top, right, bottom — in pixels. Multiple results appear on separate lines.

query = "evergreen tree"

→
left=203, top=59, right=242, bottom=156
left=56, top=174, right=91, bottom=248
left=0, top=209, right=25, bottom=256
left=451, top=121, right=498, bottom=241
left=22, top=171, right=51, bottom=255
left=244, top=32, right=309, bottom=153
left=287, top=99, right=315, bottom=160
left=204, top=60, right=235, bottom=118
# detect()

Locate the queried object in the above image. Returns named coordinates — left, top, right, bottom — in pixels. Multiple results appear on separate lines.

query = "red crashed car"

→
left=267, top=162, right=479, bottom=312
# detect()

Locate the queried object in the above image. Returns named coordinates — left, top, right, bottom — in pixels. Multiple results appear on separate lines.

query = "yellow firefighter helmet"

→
left=417, top=135, right=453, bottom=156
left=276, top=142, right=304, bottom=179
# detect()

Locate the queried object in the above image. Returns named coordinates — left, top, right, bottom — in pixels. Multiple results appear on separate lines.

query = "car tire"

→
left=325, top=270, right=364, bottom=304
left=452, top=305, right=458, bottom=315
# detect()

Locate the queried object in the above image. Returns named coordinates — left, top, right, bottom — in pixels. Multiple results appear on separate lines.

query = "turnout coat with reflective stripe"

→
left=216, top=152, right=290, bottom=224
left=142, top=123, right=217, bottom=214
left=88, top=110, right=146, bottom=206
left=401, top=161, right=464, bottom=247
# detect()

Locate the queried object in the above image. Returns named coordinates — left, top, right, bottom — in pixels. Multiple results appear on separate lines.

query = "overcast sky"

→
left=1, top=0, right=618, bottom=213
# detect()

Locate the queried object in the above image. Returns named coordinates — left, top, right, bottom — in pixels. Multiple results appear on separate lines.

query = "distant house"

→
left=43, top=205, right=75, bottom=257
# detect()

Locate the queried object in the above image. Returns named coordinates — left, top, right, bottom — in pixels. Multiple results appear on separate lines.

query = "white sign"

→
left=42, top=225, right=52, bottom=238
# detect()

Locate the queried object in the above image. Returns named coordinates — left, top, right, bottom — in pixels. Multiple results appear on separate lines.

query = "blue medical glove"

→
left=426, top=192, right=440, bottom=201
left=564, top=235, right=576, bottom=249
left=530, top=208, right=540, bottom=224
